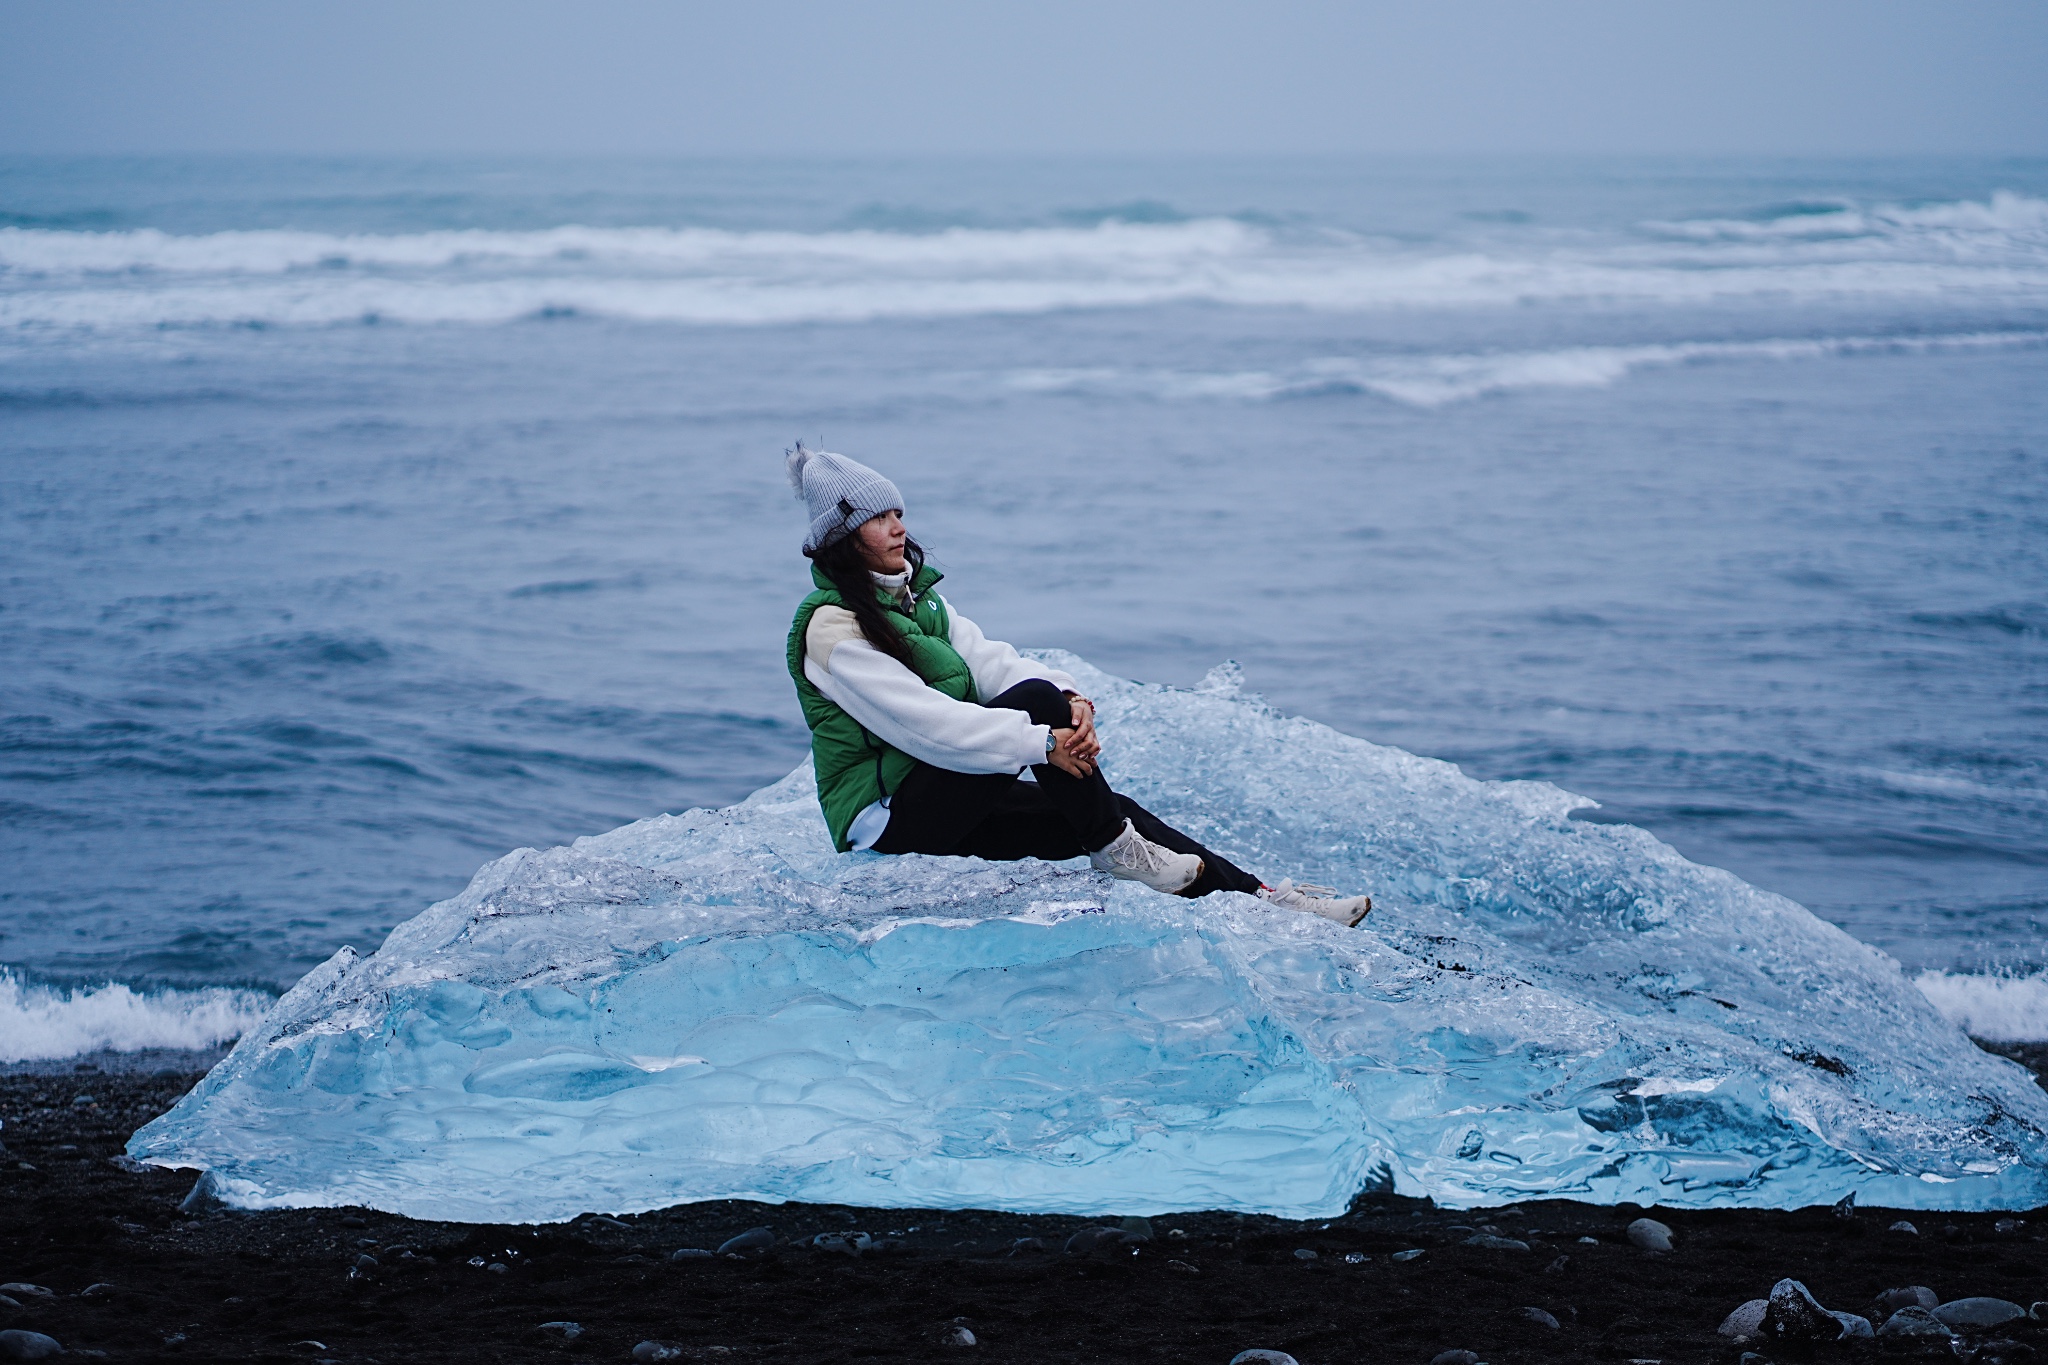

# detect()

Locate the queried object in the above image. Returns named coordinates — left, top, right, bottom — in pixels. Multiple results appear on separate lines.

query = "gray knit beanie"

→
left=786, top=442, right=905, bottom=554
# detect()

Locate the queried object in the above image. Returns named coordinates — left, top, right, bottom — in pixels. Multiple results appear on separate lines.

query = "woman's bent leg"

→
left=873, top=679, right=1122, bottom=857
left=872, top=679, right=1258, bottom=894
left=981, top=679, right=1125, bottom=850
left=1116, top=794, right=1262, bottom=897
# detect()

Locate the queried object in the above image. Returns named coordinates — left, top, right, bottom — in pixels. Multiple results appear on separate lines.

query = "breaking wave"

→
left=1004, top=328, right=2048, bottom=407
left=0, top=970, right=274, bottom=1064
left=5, top=192, right=2046, bottom=331
left=1915, top=970, right=2048, bottom=1043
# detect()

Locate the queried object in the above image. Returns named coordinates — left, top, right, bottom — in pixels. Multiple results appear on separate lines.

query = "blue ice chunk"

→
left=129, top=655, right=2048, bottom=1221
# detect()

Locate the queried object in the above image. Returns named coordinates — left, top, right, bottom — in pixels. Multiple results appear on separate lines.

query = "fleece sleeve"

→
left=803, top=629, right=1053, bottom=775
left=942, top=601, right=1081, bottom=701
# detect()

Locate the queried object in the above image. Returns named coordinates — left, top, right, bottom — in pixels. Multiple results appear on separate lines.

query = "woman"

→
left=784, top=443, right=1371, bottom=925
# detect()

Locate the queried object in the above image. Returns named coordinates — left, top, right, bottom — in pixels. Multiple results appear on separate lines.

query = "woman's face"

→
left=855, top=510, right=908, bottom=573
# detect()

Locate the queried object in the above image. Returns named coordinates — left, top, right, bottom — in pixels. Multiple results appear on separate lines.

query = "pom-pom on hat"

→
left=786, top=442, right=905, bottom=554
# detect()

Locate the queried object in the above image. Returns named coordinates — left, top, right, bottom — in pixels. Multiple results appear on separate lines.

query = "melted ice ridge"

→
left=129, top=656, right=2048, bottom=1221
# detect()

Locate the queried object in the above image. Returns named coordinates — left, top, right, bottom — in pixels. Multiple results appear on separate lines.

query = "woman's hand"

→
left=1063, top=694, right=1101, bottom=762
left=1046, top=727, right=1096, bottom=779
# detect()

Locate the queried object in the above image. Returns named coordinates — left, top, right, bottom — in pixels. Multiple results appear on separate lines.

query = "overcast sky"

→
left=3, top=0, right=2045, bottom=157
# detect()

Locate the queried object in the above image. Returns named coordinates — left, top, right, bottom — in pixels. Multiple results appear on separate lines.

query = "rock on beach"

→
left=1934, top=1298, right=2028, bottom=1332
left=1763, top=1278, right=1842, bottom=1342
left=1625, top=1218, right=1674, bottom=1252
left=1718, top=1299, right=1767, bottom=1341
left=0, top=1332, right=63, bottom=1363
left=1878, top=1307, right=1955, bottom=1338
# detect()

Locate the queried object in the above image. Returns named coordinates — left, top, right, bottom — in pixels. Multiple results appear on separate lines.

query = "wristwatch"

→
left=1045, top=732, right=1058, bottom=754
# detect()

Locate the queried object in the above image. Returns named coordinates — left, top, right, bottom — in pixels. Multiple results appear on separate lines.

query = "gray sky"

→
left=3, top=0, right=2045, bottom=157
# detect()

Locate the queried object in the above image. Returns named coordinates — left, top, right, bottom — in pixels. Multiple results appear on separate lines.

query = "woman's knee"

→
left=985, top=677, right=1069, bottom=728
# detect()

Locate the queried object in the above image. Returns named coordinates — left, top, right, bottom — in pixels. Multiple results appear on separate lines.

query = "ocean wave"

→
left=1915, top=970, right=2048, bottom=1042
left=4, top=192, right=2046, bottom=330
left=1645, top=189, right=2048, bottom=243
left=0, top=970, right=274, bottom=1063
left=1004, top=328, right=2048, bottom=407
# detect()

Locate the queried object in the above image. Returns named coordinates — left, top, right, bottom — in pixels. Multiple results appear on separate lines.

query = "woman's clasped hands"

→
left=1046, top=693, right=1100, bottom=779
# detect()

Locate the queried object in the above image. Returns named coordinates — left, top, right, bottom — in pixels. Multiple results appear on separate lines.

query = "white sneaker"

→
left=1258, top=879, right=1372, bottom=927
left=1089, top=819, right=1204, bottom=894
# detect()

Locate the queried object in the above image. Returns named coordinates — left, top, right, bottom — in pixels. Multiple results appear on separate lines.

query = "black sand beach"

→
left=3, top=1046, right=2044, bottom=1365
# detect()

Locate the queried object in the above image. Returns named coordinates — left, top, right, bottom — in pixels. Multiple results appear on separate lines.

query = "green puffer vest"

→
left=787, top=562, right=977, bottom=851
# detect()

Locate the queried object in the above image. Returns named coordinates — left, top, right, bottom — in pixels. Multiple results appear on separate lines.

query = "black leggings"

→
left=871, top=679, right=1261, bottom=898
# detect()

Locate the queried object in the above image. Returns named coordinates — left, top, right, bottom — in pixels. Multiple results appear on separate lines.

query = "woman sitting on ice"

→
left=784, top=443, right=1372, bottom=925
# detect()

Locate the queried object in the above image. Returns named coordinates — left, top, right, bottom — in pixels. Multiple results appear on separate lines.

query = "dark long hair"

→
left=805, top=530, right=928, bottom=669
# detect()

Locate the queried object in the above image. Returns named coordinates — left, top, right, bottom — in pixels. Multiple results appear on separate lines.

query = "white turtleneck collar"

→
left=870, top=562, right=914, bottom=604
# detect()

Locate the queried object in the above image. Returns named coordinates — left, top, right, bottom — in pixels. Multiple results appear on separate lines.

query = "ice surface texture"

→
left=130, top=656, right=2048, bottom=1221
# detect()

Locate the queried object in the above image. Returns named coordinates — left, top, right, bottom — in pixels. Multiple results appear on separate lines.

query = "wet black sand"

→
left=3, top=1045, right=2044, bottom=1365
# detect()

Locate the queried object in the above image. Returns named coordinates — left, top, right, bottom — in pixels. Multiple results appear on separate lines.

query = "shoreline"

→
left=2, top=1045, right=2043, bottom=1363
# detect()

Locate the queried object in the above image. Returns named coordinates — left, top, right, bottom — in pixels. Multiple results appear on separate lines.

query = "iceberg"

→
left=129, top=655, right=2048, bottom=1221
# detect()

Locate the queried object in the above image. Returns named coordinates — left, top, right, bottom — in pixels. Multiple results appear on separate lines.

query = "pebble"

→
left=1463, top=1234, right=1530, bottom=1252
left=0, top=1296, right=17, bottom=1316
left=537, top=1322, right=582, bottom=1341
left=1063, top=1226, right=1139, bottom=1255
left=1878, top=1307, right=1955, bottom=1338
left=1830, top=1311, right=1873, bottom=1338
left=714, top=1226, right=775, bottom=1255
left=1872, top=1286, right=1939, bottom=1315
left=1390, top=1248, right=1425, bottom=1262
left=1007, top=1237, right=1047, bottom=1255
left=2033, top=1302, right=2048, bottom=1321
left=1832, top=1190, right=1857, bottom=1219
left=1514, top=1307, right=1560, bottom=1329
left=1762, top=1278, right=1840, bottom=1342
left=1887, top=1220, right=1919, bottom=1235
left=288, top=1343, right=329, bottom=1354
left=352, top=1254, right=378, bottom=1270
left=1292, top=1248, right=1318, bottom=1261
left=338, top=1214, right=367, bottom=1228
left=1428, top=1352, right=1482, bottom=1365
left=1717, top=1299, right=1767, bottom=1341
left=1229, top=1352, right=1299, bottom=1365
left=1993, top=1218, right=2026, bottom=1234
left=1625, top=1218, right=1673, bottom=1252
left=487, top=1262, right=508, bottom=1274
left=78, top=1283, right=114, bottom=1298
left=1577, top=1235, right=1599, bottom=1245
left=1167, top=1259, right=1200, bottom=1275
left=1933, top=1297, right=2026, bottom=1332
left=939, top=1324, right=977, bottom=1346
left=1343, top=1252, right=1367, bottom=1265
left=0, top=1332, right=63, bottom=1362
left=0, top=1289, right=50, bottom=1303
left=632, top=1342, right=684, bottom=1363
left=669, top=1248, right=714, bottom=1260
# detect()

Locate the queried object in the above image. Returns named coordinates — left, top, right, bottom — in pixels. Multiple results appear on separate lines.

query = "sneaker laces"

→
left=1262, top=879, right=1337, bottom=902
left=1114, top=828, right=1179, bottom=876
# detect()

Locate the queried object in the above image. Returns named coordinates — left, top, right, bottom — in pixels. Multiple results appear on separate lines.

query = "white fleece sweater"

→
left=802, top=569, right=1079, bottom=846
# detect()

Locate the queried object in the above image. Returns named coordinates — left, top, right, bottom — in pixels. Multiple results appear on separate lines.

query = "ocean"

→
left=3, top=153, right=2045, bottom=1059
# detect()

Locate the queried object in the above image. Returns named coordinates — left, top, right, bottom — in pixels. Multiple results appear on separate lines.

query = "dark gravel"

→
left=2, top=1048, right=2044, bottom=1364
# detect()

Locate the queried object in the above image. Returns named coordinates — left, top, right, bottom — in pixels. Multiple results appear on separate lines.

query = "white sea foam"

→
left=4, top=192, right=2045, bottom=331
left=0, top=970, right=274, bottom=1063
left=1915, top=970, right=2048, bottom=1043
left=1645, top=190, right=2048, bottom=243
left=1005, top=328, right=2048, bottom=407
